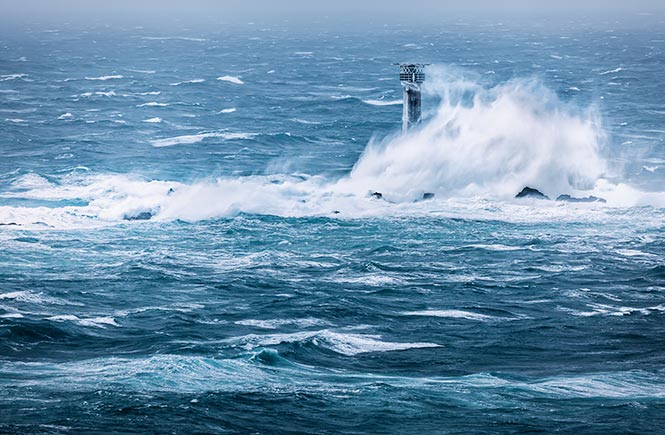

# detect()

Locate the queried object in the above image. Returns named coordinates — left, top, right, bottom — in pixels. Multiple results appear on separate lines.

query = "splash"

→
left=338, top=67, right=608, bottom=202
left=1, top=67, right=663, bottom=229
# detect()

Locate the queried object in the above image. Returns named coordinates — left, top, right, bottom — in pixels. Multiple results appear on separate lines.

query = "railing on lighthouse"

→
left=395, top=63, right=428, bottom=133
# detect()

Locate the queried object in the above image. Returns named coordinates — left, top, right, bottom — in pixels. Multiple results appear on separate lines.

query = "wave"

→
left=150, top=132, right=255, bottom=147
left=561, top=303, right=665, bottom=317
left=80, top=91, right=116, bottom=97
left=84, top=75, right=123, bottom=81
left=402, top=309, right=495, bottom=321
left=362, top=99, right=402, bottom=106
left=47, top=314, right=119, bottom=328
left=170, top=79, right=205, bottom=86
left=217, top=75, right=244, bottom=85
left=599, top=67, right=623, bottom=75
left=141, top=36, right=206, bottom=42
left=1, top=66, right=664, bottom=229
left=0, top=290, right=80, bottom=306
left=137, top=101, right=169, bottom=107
left=1, top=353, right=662, bottom=399
left=142, top=117, right=162, bottom=123
left=234, top=317, right=329, bottom=329
left=338, top=67, right=609, bottom=202
left=0, top=73, right=27, bottom=81
left=226, top=329, right=441, bottom=356
left=218, top=108, right=237, bottom=114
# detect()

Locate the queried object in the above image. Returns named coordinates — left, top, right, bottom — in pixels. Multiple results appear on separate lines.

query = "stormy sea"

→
left=1, top=11, right=664, bottom=435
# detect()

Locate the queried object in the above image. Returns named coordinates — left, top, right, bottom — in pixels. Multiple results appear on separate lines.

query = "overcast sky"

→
left=2, top=0, right=664, bottom=28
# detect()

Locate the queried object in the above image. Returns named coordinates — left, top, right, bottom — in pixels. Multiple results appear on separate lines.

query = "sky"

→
left=1, top=0, right=664, bottom=28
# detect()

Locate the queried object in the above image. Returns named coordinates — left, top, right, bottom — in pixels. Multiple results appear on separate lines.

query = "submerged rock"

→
left=123, top=211, right=153, bottom=221
left=556, top=194, right=607, bottom=203
left=422, top=192, right=435, bottom=200
left=516, top=187, right=549, bottom=200
left=0, top=222, right=19, bottom=226
left=370, top=191, right=383, bottom=199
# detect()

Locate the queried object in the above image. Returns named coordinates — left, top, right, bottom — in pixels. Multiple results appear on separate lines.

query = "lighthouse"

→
left=396, top=63, right=428, bottom=132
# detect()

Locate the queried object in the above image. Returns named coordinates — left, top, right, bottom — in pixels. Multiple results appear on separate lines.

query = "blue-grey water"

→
left=1, top=17, right=665, bottom=434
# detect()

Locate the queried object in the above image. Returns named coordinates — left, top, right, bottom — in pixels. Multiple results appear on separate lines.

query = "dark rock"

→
left=516, top=187, right=549, bottom=200
left=556, top=194, right=607, bottom=203
left=370, top=191, right=383, bottom=199
left=0, top=222, right=19, bottom=226
left=167, top=188, right=175, bottom=195
left=332, top=210, right=341, bottom=214
left=123, top=211, right=153, bottom=221
left=422, top=192, right=435, bottom=200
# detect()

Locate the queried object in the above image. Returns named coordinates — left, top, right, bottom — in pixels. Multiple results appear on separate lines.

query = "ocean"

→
left=1, top=15, right=664, bottom=434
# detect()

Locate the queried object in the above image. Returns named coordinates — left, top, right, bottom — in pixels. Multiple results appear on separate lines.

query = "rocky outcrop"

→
left=123, top=211, right=153, bottom=221
left=515, top=187, right=549, bottom=200
left=556, top=194, right=606, bottom=203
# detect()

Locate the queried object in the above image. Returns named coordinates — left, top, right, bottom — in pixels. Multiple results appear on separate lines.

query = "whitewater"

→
left=1, top=16, right=664, bottom=435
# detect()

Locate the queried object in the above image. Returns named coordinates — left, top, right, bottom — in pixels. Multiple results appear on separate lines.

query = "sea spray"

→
left=2, top=69, right=661, bottom=228
left=339, top=66, right=608, bottom=201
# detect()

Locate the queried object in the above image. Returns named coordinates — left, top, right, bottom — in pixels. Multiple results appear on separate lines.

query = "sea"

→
left=1, top=14, right=664, bottom=435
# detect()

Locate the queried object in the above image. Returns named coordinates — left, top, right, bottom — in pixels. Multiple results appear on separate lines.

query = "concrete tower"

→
left=396, top=63, right=428, bottom=132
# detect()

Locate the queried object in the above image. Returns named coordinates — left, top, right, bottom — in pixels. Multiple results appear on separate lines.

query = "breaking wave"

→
left=2, top=66, right=664, bottom=229
left=341, top=67, right=609, bottom=202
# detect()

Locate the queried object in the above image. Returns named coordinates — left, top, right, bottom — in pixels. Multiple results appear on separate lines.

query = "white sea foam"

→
left=141, top=36, right=206, bottom=42
left=467, top=244, right=522, bottom=251
left=291, top=118, right=320, bottom=125
left=10, top=173, right=52, bottom=190
left=0, top=291, right=35, bottom=301
left=1, top=66, right=664, bottom=229
left=58, top=113, right=73, bottom=120
left=599, top=67, right=623, bottom=75
left=336, top=66, right=610, bottom=203
left=229, top=329, right=440, bottom=356
left=151, top=132, right=255, bottom=147
left=218, top=108, right=237, bottom=114
left=527, top=372, right=665, bottom=398
left=137, top=102, right=169, bottom=107
left=0, top=74, right=27, bottom=81
left=48, top=314, right=119, bottom=328
left=333, top=275, right=402, bottom=286
left=5, top=118, right=27, bottom=123
left=142, top=117, right=162, bottom=123
left=217, top=75, right=244, bottom=84
left=402, top=310, right=494, bottom=321
left=127, top=69, right=156, bottom=74
left=80, top=91, right=116, bottom=97
left=362, top=99, right=402, bottom=106
left=235, top=318, right=329, bottom=329
left=170, top=79, right=205, bottom=86
left=0, top=290, right=77, bottom=306
left=84, top=75, right=123, bottom=81
left=562, top=303, right=665, bottom=317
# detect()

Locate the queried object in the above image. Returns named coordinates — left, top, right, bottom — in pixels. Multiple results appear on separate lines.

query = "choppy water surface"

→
left=1, top=17, right=664, bottom=434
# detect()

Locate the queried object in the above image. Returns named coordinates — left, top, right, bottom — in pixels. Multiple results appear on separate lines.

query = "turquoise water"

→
left=1, top=17, right=664, bottom=434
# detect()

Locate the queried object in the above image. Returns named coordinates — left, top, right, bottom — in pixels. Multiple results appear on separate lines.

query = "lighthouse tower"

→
left=396, top=63, right=428, bottom=132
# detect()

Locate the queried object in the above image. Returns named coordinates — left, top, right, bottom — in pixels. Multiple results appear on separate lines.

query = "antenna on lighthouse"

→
left=395, top=63, right=429, bottom=133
